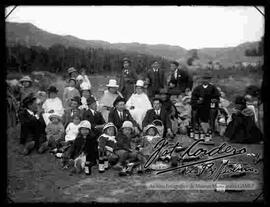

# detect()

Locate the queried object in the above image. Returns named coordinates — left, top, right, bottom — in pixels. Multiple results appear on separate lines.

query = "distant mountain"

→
left=6, top=22, right=262, bottom=67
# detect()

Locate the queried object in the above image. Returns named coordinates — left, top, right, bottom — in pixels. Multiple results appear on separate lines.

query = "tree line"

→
left=6, top=44, right=171, bottom=75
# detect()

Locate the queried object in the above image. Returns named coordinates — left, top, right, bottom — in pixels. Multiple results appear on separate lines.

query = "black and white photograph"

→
left=5, top=5, right=266, bottom=203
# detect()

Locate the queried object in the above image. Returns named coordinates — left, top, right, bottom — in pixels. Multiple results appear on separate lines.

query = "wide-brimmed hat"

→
left=135, top=80, right=144, bottom=87
left=170, top=61, right=179, bottom=67
left=71, top=96, right=82, bottom=105
left=68, top=78, right=77, bottom=83
left=67, top=67, right=77, bottom=74
left=201, top=73, right=212, bottom=80
left=49, top=113, right=62, bottom=121
left=86, top=96, right=96, bottom=105
left=102, top=122, right=117, bottom=133
left=79, top=120, right=91, bottom=130
left=22, top=93, right=36, bottom=107
left=122, top=57, right=131, bottom=64
left=19, top=76, right=32, bottom=83
left=47, top=86, right=58, bottom=93
left=106, top=79, right=119, bottom=88
left=159, top=88, right=169, bottom=95
left=121, top=121, right=134, bottom=130
left=76, top=75, right=83, bottom=81
left=113, top=96, right=126, bottom=107
left=143, top=124, right=159, bottom=135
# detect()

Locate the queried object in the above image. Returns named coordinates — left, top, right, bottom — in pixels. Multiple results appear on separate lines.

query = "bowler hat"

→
left=171, top=61, right=179, bottom=67
left=22, top=93, right=36, bottom=108
left=47, top=86, right=58, bottom=93
left=71, top=96, right=82, bottom=105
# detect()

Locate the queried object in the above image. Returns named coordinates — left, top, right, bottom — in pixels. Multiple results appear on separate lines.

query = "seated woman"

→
left=126, top=80, right=152, bottom=129
left=224, top=96, right=263, bottom=144
left=98, top=79, right=123, bottom=122
left=42, top=86, right=64, bottom=125
left=62, top=96, right=82, bottom=128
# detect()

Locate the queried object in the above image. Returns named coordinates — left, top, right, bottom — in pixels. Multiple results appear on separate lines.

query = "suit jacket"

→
left=168, top=68, right=193, bottom=94
left=108, top=108, right=139, bottom=130
left=146, top=68, right=166, bottom=98
left=18, top=108, right=46, bottom=146
left=81, top=109, right=105, bottom=129
left=142, top=108, right=172, bottom=130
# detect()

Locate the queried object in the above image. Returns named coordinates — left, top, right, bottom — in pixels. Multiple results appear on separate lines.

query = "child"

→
left=98, top=122, right=119, bottom=168
left=63, top=120, right=99, bottom=174
left=65, top=114, right=81, bottom=143
left=63, top=78, right=81, bottom=109
left=45, top=113, right=65, bottom=153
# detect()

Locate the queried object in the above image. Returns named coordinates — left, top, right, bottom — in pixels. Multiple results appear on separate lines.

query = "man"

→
left=145, top=61, right=166, bottom=99
left=81, top=96, right=106, bottom=135
left=191, top=73, right=220, bottom=132
left=108, top=96, right=140, bottom=131
left=18, top=93, right=47, bottom=155
left=168, top=61, right=193, bottom=96
left=142, top=98, right=174, bottom=138
left=118, top=57, right=138, bottom=100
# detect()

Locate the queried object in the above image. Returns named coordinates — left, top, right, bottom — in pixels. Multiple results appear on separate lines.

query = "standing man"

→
left=190, top=73, right=220, bottom=132
left=145, top=61, right=166, bottom=100
left=168, top=61, right=193, bottom=96
left=119, top=57, right=138, bottom=100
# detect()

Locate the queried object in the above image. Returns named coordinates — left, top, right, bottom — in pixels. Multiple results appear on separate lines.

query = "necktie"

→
left=120, top=112, right=123, bottom=120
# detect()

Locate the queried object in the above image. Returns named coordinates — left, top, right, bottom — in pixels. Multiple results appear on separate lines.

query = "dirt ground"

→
left=7, top=123, right=263, bottom=203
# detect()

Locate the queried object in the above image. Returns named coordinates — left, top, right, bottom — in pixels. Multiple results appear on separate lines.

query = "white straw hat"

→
left=76, top=75, right=83, bottom=81
left=106, top=79, right=119, bottom=88
left=121, top=121, right=134, bottom=130
left=79, top=120, right=91, bottom=130
left=135, top=80, right=144, bottom=87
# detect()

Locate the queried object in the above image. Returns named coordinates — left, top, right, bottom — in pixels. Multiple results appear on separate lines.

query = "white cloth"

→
left=27, top=109, right=39, bottom=119
left=80, top=75, right=91, bottom=90
left=42, top=97, right=64, bottom=125
left=247, top=104, right=258, bottom=123
left=79, top=97, right=89, bottom=110
left=126, top=93, right=152, bottom=128
left=65, top=122, right=80, bottom=142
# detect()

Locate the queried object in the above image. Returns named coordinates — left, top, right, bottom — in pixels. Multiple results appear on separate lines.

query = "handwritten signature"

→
left=144, top=138, right=258, bottom=179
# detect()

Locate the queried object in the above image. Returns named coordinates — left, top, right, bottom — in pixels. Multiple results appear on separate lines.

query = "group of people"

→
left=8, top=57, right=263, bottom=176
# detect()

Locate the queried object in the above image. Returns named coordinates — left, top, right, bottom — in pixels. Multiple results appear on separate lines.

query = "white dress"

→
left=65, top=122, right=80, bottom=142
left=126, top=93, right=152, bottom=128
left=80, top=75, right=91, bottom=90
left=42, top=97, right=64, bottom=125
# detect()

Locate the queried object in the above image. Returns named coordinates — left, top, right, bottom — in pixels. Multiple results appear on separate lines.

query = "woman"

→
left=224, top=96, right=263, bottom=144
left=63, top=78, right=81, bottom=109
left=126, top=80, right=152, bottom=129
left=98, top=79, right=123, bottom=122
left=42, top=86, right=64, bottom=125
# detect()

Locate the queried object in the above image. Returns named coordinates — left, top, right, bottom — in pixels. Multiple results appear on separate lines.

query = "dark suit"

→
left=81, top=109, right=105, bottom=133
left=142, top=108, right=172, bottom=136
left=168, top=68, right=193, bottom=95
left=191, top=83, right=220, bottom=129
left=18, top=108, right=46, bottom=148
left=108, top=108, right=139, bottom=130
left=146, top=68, right=166, bottom=98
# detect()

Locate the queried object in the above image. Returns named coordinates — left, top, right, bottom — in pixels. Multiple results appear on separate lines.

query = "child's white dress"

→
left=65, top=122, right=80, bottom=142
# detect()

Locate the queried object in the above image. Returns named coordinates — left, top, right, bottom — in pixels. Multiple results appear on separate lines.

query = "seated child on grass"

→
left=45, top=113, right=65, bottom=153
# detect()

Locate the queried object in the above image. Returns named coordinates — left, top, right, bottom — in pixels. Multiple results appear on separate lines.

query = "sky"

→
left=5, top=6, right=265, bottom=50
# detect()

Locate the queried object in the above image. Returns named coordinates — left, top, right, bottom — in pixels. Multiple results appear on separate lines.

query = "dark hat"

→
left=47, top=85, right=58, bottom=93
left=170, top=61, right=179, bottom=67
left=159, top=88, right=169, bottom=95
left=71, top=96, right=82, bottom=105
left=234, top=96, right=246, bottom=106
left=68, top=78, right=77, bottom=83
left=22, top=93, right=36, bottom=108
left=86, top=96, right=96, bottom=105
left=113, top=96, right=126, bottom=107
left=122, top=57, right=131, bottom=63
left=201, top=73, right=212, bottom=80
left=67, top=67, right=77, bottom=74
